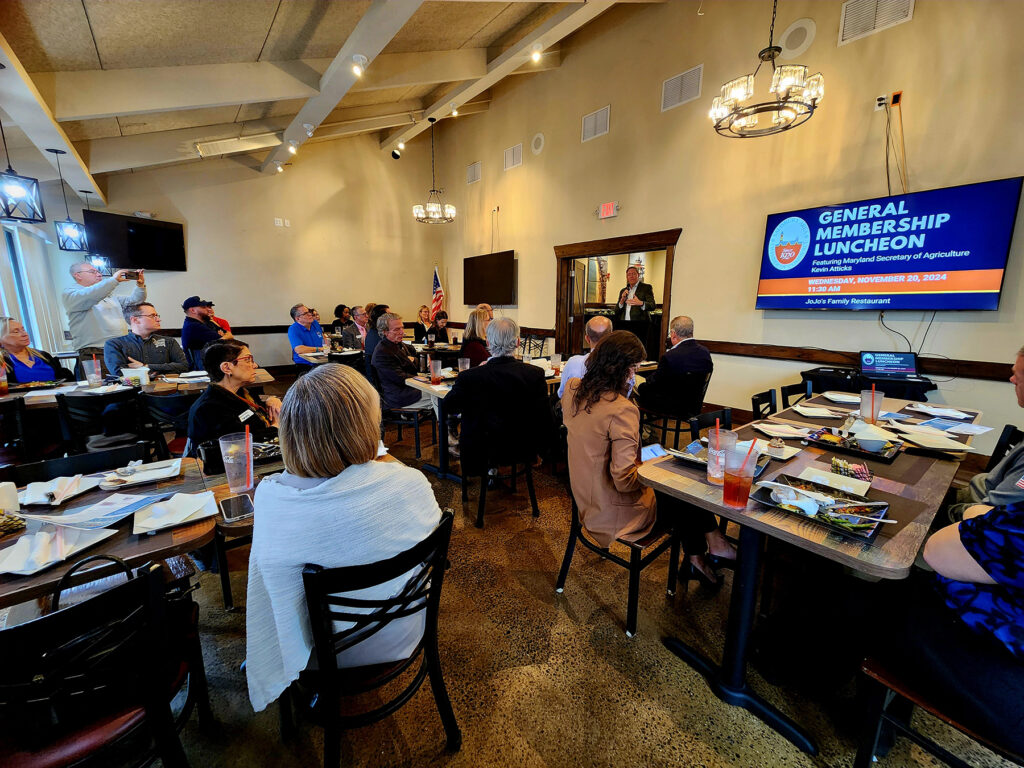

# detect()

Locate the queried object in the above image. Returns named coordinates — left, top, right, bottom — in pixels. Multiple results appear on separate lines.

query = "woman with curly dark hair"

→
left=562, top=331, right=734, bottom=584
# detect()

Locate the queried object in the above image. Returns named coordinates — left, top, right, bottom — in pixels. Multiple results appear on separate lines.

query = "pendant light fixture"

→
left=412, top=118, right=455, bottom=224
left=45, top=148, right=88, bottom=251
left=708, top=0, right=824, bottom=138
left=0, top=118, right=45, bottom=223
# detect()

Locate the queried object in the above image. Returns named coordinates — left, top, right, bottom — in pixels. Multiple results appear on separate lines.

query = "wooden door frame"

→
left=553, top=228, right=682, bottom=357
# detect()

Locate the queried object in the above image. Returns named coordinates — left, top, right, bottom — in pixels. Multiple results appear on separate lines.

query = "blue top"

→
left=287, top=322, right=323, bottom=365
left=180, top=316, right=224, bottom=353
left=10, top=354, right=56, bottom=382
left=935, top=502, right=1024, bottom=657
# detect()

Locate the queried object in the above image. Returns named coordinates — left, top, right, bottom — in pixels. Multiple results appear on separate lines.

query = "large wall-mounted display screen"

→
left=84, top=210, right=187, bottom=271
left=755, top=177, right=1022, bottom=311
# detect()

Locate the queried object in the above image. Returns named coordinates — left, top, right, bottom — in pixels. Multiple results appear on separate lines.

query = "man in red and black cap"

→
left=181, top=295, right=232, bottom=369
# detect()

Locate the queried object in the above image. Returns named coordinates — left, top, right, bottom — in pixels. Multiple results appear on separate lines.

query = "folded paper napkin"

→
left=900, top=432, right=975, bottom=452
left=753, top=423, right=810, bottom=439
left=86, top=384, right=133, bottom=395
left=19, top=475, right=101, bottom=506
left=177, top=370, right=210, bottom=379
left=822, top=392, right=862, bottom=404
left=848, top=422, right=900, bottom=442
left=102, top=458, right=181, bottom=487
left=0, top=526, right=116, bottom=575
left=133, top=491, right=216, bottom=534
left=797, top=467, right=871, bottom=497
left=908, top=403, right=971, bottom=419
left=793, top=404, right=843, bottom=419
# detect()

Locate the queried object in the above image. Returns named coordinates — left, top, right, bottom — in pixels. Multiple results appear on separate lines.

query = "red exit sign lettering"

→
left=599, top=201, right=618, bottom=219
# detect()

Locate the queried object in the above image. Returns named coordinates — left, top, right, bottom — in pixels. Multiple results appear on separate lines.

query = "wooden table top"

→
left=638, top=398, right=982, bottom=580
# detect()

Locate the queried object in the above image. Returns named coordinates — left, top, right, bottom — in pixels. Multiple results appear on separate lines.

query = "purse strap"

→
left=52, top=554, right=133, bottom=612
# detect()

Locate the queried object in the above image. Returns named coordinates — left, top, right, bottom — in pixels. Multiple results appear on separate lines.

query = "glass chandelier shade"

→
left=413, top=121, right=455, bottom=224
left=0, top=168, right=45, bottom=223
left=708, top=0, right=824, bottom=138
left=45, top=148, right=88, bottom=251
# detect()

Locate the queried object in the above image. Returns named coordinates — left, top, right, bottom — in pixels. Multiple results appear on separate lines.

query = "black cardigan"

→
left=187, top=383, right=275, bottom=450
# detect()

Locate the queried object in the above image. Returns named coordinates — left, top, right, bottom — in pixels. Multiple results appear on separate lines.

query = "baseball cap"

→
left=182, top=296, right=214, bottom=310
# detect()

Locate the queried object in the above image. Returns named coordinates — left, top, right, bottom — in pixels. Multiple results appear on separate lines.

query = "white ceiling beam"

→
left=381, top=0, right=615, bottom=152
left=0, top=32, right=104, bottom=203
left=34, top=49, right=488, bottom=123
left=261, top=0, right=426, bottom=174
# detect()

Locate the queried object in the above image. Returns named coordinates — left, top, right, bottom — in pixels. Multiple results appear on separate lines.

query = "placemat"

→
left=812, top=450, right=934, bottom=485
left=896, top=404, right=979, bottom=422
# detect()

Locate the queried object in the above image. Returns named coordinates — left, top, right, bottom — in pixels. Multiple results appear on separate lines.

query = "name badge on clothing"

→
left=238, top=409, right=255, bottom=423
left=154, top=338, right=166, bottom=347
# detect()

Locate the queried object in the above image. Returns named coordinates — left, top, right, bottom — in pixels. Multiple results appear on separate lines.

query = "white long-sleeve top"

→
left=61, top=277, right=146, bottom=350
left=245, top=460, right=441, bottom=712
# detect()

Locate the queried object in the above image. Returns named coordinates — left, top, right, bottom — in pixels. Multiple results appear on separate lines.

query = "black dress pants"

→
left=654, top=490, right=717, bottom=555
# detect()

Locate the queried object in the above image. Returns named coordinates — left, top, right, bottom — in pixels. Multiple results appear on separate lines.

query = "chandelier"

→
left=708, top=0, right=824, bottom=138
left=412, top=118, right=455, bottom=224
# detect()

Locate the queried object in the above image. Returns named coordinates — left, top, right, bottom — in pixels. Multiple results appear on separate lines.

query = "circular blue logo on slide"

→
left=767, top=216, right=811, bottom=271
left=862, top=353, right=875, bottom=367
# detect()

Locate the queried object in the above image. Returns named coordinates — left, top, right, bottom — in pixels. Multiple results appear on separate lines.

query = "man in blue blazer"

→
left=636, top=315, right=712, bottom=415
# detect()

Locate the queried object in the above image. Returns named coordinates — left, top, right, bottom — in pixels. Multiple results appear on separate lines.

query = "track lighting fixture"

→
left=302, top=123, right=314, bottom=138
left=288, top=140, right=298, bottom=155
left=352, top=54, right=368, bottom=77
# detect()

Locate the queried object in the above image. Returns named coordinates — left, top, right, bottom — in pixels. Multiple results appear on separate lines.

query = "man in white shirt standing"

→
left=615, top=266, right=655, bottom=323
left=557, top=316, right=613, bottom=398
left=62, top=262, right=146, bottom=374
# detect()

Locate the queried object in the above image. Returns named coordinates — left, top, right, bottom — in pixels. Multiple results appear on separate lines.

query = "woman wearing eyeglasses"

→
left=0, top=316, right=75, bottom=383
left=187, top=340, right=281, bottom=451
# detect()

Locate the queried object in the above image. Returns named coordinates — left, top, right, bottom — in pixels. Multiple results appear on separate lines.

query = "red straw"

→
left=739, top=438, right=757, bottom=474
left=715, top=417, right=721, bottom=450
left=871, top=383, right=876, bottom=422
left=245, top=424, right=252, bottom=487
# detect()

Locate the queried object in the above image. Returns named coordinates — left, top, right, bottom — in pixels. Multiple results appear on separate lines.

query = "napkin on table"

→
left=0, top=526, right=116, bottom=575
left=133, top=492, right=216, bottom=534
left=19, top=475, right=101, bottom=506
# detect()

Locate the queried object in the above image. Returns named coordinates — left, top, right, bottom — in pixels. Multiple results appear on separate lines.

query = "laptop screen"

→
left=860, top=351, right=918, bottom=377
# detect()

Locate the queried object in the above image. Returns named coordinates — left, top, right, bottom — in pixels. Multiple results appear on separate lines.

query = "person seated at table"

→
left=104, top=302, right=189, bottom=375
left=187, top=340, right=281, bottom=450
left=287, top=303, right=326, bottom=369
left=244, top=363, right=441, bottom=711
left=557, top=315, right=613, bottom=398
left=446, top=317, right=553, bottom=478
left=945, top=348, right=1024, bottom=522
left=459, top=308, right=490, bottom=368
left=181, top=295, right=231, bottom=369
left=0, top=316, right=75, bottom=383
left=342, top=305, right=368, bottom=349
left=332, top=304, right=352, bottom=334
left=635, top=315, right=712, bottom=414
left=413, top=304, right=432, bottom=343
left=428, top=311, right=450, bottom=344
left=477, top=303, right=494, bottom=321
left=867, top=503, right=1024, bottom=755
left=371, top=313, right=434, bottom=412
left=309, top=308, right=324, bottom=334
left=562, top=331, right=734, bottom=584
left=209, top=302, right=232, bottom=334
left=363, top=303, right=390, bottom=375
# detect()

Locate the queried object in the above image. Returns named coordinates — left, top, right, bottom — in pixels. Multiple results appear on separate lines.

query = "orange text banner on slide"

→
left=757, top=268, right=1004, bottom=298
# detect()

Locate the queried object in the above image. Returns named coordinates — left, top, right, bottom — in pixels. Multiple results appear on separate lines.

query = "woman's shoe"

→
left=680, top=557, right=720, bottom=588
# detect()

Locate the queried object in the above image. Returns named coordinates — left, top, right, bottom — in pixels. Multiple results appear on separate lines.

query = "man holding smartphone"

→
left=62, top=262, right=146, bottom=375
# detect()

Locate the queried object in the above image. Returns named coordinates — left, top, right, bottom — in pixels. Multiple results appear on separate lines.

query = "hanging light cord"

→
left=0, top=120, right=13, bottom=171
left=429, top=124, right=437, bottom=191
left=752, top=0, right=779, bottom=78
left=53, top=151, right=72, bottom=217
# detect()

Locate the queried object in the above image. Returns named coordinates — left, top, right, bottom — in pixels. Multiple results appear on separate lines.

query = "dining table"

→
left=637, top=392, right=985, bottom=755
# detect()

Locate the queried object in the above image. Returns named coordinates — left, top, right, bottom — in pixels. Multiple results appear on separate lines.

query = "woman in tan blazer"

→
left=562, top=331, right=734, bottom=583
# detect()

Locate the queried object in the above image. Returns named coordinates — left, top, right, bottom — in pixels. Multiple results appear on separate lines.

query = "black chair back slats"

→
left=985, top=424, right=1024, bottom=472
left=688, top=408, right=732, bottom=443
left=751, top=389, right=778, bottom=419
left=780, top=380, right=813, bottom=409
left=56, top=389, right=144, bottom=453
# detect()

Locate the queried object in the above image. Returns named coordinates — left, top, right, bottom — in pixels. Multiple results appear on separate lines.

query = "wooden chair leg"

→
left=625, top=547, right=642, bottom=638
left=525, top=465, right=539, bottom=518
left=555, top=525, right=579, bottom=592
left=476, top=476, right=487, bottom=528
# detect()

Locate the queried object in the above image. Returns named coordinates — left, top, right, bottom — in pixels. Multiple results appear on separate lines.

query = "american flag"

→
left=1016, top=474, right=1024, bottom=490
left=430, top=266, right=444, bottom=320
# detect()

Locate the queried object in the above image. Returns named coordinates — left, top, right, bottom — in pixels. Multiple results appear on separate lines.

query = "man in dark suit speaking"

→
left=636, top=315, right=713, bottom=415
left=615, top=266, right=656, bottom=323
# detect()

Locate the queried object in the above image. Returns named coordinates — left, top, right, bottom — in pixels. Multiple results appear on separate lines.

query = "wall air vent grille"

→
left=503, top=144, right=522, bottom=171
left=581, top=105, right=610, bottom=142
left=839, top=0, right=914, bottom=45
left=467, top=161, right=481, bottom=184
left=661, top=64, right=702, bottom=112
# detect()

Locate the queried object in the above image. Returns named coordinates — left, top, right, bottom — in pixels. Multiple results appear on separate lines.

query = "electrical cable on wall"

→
left=490, top=206, right=500, bottom=253
left=918, top=310, right=937, bottom=354
left=879, top=310, right=912, bottom=352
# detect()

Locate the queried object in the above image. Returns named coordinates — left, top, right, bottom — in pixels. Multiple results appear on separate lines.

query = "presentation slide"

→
left=755, top=177, right=1023, bottom=311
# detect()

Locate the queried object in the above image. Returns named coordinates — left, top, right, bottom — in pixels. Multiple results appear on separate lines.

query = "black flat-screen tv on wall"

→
left=464, top=250, right=515, bottom=305
left=83, top=209, right=187, bottom=271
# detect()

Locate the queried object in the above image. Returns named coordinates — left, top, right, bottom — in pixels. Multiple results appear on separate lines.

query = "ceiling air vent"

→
left=838, top=0, right=914, bottom=46
left=661, top=64, right=702, bottom=112
left=503, top=144, right=522, bottom=171
left=581, top=105, right=610, bottom=143
left=467, top=161, right=481, bottom=184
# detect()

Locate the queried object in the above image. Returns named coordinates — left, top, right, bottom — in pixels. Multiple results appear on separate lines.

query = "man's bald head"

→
left=585, top=315, right=613, bottom=346
left=669, top=315, right=694, bottom=343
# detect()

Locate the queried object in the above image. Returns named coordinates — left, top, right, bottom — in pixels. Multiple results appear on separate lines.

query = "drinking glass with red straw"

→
left=871, top=383, right=876, bottom=424
left=245, top=424, right=252, bottom=489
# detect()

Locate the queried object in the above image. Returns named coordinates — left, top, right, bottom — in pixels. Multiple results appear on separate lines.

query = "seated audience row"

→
left=104, top=302, right=188, bottom=375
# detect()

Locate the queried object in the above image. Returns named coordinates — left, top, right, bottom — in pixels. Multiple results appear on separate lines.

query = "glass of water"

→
left=218, top=432, right=253, bottom=492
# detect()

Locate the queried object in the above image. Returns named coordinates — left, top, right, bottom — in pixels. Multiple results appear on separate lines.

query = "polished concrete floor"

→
left=176, top=432, right=1013, bottom=768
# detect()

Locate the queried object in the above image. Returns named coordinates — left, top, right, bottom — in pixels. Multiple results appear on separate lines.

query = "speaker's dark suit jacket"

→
left=637, top=339, right=713, bottom=415
left=445, top=356, right=554, bottom=475
left=614, top=281, right=657, bottom=322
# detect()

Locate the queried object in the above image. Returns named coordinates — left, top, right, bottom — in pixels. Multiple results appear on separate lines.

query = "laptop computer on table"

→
left=859, top=351, right=920, bottom=379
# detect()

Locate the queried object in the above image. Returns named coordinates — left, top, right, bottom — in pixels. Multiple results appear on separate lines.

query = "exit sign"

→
left=598, top=201, right=618, bottom=219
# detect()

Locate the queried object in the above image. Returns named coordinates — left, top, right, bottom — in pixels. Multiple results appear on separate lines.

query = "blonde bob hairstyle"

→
left=278, top=363, right=381, bottom=478
left=464, top=308, right=490, bottom=342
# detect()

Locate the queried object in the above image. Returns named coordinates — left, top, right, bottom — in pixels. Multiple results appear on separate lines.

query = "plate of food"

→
left=750, top=474, right=892, bottom=538
left=8, top=380, right=61, bottom=391
left=803, top=427, right=903, bottom=463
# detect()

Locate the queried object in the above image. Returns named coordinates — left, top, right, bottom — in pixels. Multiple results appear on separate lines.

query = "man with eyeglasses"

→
left=62, top=262, right=146, bottom=374
left=181, top=295, right=232, bottom=369
left=104, top=302, right=188, bottom=375
left=342, top=305, right=369, bottom=349
left=288, top=303, right=327, bottom=368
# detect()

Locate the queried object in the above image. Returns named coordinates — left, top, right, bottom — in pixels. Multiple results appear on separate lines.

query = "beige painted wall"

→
left=434, top=0, right=1024, bottom=451
left=44, top=133, right=442, bottom=366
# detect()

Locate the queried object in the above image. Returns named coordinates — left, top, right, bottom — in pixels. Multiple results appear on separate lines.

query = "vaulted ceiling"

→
left=0, top=0, right=659, bottom=204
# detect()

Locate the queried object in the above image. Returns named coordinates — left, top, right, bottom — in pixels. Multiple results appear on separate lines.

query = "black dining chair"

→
left=750, top=389, right=778, bottom=419
left=0, top=396, right=27, bottom=461
left=0, top=561, right=201, bottom=768
left=688, top=408, right=733, bottom=443
left=280, top=511, right=460, bottom=768
left=141, top=391, right=202, bottom=459
left=56, top=389, right=145, bottom=454
left=985, top=424, right=1024, bottom=472
left=638, top=371, right=712, bottom=449
left=0, top=441, right=153, bottom=486
left=367, top=367, right=437, bottom=459
left=555, top=490, right=680, bottom=638
left=780, top=380, right=814, bottom=409
left=461, top=459, right=540, bottom=529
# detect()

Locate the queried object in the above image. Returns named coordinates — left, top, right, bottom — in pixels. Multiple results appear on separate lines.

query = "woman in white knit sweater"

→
left=245, top=364, right=441, bottom=712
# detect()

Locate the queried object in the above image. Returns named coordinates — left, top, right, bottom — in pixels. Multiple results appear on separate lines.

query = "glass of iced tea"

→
left=722, top=443, right=760, bottom=509
left=706, top=428, right=737, bottom=486
left=430, top=359, right=443, bottom=385
left=550, top=353, right=561, bottom=376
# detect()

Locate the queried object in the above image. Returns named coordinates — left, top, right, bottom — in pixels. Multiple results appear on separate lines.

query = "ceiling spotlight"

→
left=531, top=43, right=543, bottom=63
left=391, top=149, right=402, bottom=160
left=302, top=123, right=314, bottom=138
left=397, top=141, right=406, bottom=151
left=288, top=140, right=298, bottom=155
left=275, top=161, right=284, bottom=173
left=450, top=102, right=458, bottom=117
left=352, top=54, right=368, bottom=77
